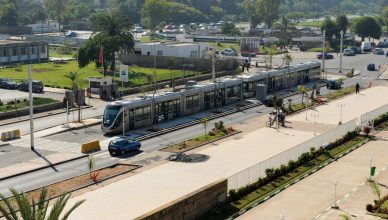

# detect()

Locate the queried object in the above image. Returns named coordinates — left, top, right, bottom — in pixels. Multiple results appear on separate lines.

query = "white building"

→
left=27, top=21, right=60, bottom=33
left=0, top=40, right=49, bottom=65
left=134, top=42, right=209, bottom=58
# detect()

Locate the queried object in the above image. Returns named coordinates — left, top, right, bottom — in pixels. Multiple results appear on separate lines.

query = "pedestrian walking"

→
left=356, top=82, right=360, bottom=94
left=242, top=63, right=245, bottom=72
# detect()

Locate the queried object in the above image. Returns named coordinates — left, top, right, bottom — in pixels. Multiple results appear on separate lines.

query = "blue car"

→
left=108, top=137, right=141, bottom=156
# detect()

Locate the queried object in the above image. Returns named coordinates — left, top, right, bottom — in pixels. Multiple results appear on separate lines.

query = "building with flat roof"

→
left=134, top=42, right=209, bottom=58
left=0, top=40, right=48, bottom=65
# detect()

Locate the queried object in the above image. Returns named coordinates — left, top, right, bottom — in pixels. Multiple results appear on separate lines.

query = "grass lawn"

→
left=325, top=86, right=355, bottom=100
left=0, top=61, right=199, bottom=88
left=204, top=135, right=368, bottom=220
left=161, top=129, right=234, bottom=153
left=308, top=47, right=336, bottom=53
left=294, top=21, right=322, bottom=28
left=0, top=97, right=58, bottom=112
left=49, top=49, right=76, bottom=58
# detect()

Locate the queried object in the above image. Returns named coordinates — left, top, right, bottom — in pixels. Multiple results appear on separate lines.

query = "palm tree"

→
left=282, top=53, right=293, bottom=67
left=78, top=12, right=135, bottom=75
left=369, top=180, right=381, bottom=212
left=268, top=45, right=277, bottom=69
left=64, top=71, right=82, bottom=122
left=0, top=188, right=85, bottom=220
left=298, top=85, right=307, bottom=103
left=201, top=118, right=209, bottom=141
left=64, top=71, right=81, bottom=90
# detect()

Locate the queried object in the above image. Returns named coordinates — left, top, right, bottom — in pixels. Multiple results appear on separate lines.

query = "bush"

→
left=0, top=102, right=3, bottom=106
left=265, top=168, right=275, bottom=180
left=366, top=204, right=374, bottom=212
left=229, top=189, right=239, bottom=201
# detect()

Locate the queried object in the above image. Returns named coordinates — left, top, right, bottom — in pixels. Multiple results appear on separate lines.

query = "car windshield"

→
left=103, top=106, right=121, bottom=126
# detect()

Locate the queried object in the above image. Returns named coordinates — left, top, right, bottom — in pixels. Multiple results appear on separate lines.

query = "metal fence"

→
left=0, top=92, right=64, bottom=105
left=227, top=118, right=358, bottom=190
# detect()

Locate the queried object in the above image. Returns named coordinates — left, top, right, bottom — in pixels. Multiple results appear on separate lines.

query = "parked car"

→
left=361, top=41, right=372, bottom=52
left=378, top=40, right=388, bottom=48
left=221, top=48, right=238, bottom=56
left=326, top=80, right=342, bottom=90
left=18, top=80, right=44, bottom=93
left=263, top=95, right=283, bottom=107
left=367, top=63, right=376, bottom=71
left=343, top=48, right=355, bottom=56
left=316, top=52, right=334, bottom=59
left=108, top=136, right=141, bottom=156
left=373, top=48, right=385, bottom=55
left=4, top=81, right=19, bottom=89
left=350, top=46, right=361, bottom=54
left=0, top=78, right=10, bottom=88
left=65, top=31, right=77, bottom=37
left=133, top=27, right=143, bottom=33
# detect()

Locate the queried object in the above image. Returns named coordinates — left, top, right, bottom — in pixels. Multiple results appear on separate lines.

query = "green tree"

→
left=78, top=12, right=134, bottom=75
left=336, top=14, right=349, bottom=34
left=43, top=0, right=68, bottom=30
left=141, top=0, right=168, bottom=29
left=0, top=0, right=17, bottom=26
left=320, top=17, right=339, bottom=48
left=280, top=15, right=288, bottom=33
left=282, top=53, right=292, bottom=67
left=201, top=117, right=209, bottom=141
left=256, top=0, right=281, bottom=28
left=243, top=0, right=261, bottom=30
left=221, top=22, right=240, bottom=35
left=368, top=180, right=381, bottom=212
left=0, top=188, right=85, bottom=220
left=354, top=17, right=382, bottom=41
left=381, top=6, right=388, bottom=32
left=268, top=45, right=277, bottom=69
left=64, top=71, right=82, bottom=90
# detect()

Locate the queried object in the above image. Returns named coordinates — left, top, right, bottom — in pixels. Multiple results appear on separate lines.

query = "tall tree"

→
left=78, top=12, right=134, bottom=75
left=256, top=0, right=281, bottom=28
left=381, top=6, right=388, bottom=33
left=354, top=17, right=382, bottom=41
left=141, top=0, right=168, bottom=29
left=0, top=188, right=85, bottom=220
left=336, top=14, right=349, bottom=34
left=0, top=0, right=17, bottom=26
left=243, top=0, right=261, bottom=30
left=43, top=0, right=68, bottom=30
left=321, top=17, right=339, bottom=47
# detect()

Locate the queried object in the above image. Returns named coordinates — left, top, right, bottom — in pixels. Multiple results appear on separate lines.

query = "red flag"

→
left=99, top=47, right=103, bottom=64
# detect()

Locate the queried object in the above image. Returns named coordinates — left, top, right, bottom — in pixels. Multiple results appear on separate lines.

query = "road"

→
left=0, top=74, right=376, bottom=197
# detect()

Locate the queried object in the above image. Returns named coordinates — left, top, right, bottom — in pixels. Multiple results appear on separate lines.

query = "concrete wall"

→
left=119, top=53, right=238, bottom=72
left=134, top=179, right=227, bottom=220
left=0, top=102, right=62, bottom=120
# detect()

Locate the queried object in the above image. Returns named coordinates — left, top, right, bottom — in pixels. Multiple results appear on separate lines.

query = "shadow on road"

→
left=32, top=149, right=58, bottom=172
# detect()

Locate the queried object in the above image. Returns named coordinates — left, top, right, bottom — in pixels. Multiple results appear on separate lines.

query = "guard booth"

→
left=99, top=83, right=119, bottom=101
left=87, top=77, right=112, bottom=94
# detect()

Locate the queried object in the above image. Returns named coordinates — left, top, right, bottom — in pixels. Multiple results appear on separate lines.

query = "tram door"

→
left=129, top=109, right=134, bottom=129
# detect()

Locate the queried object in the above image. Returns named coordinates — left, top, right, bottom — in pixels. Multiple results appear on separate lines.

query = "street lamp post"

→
left=322, top=30, right=326, bottom=74
left=338, top=103, right=345, bottom=124
left=28, top=64, right=34, bottom=150
left=339, top=30, right=344, bottom=73
left=332, top=180, right=339, bottom=209
left=305, top=94, right=309, bottom=120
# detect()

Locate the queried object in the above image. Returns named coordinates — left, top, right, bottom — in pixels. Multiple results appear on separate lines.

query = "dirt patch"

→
left=2, top=164, right=139, bottom=207
left=32, top=68, right=56, bottom=73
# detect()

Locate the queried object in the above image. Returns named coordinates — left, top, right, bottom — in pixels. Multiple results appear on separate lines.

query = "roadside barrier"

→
left=1, top=129, right=21, bottom=141
left=81, top=140, right=101, bottom=154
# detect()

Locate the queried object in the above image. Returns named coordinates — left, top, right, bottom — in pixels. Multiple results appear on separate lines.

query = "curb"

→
left=0, top=105, right=93, bottom=127
left=227, top=138, right=370, bottom=220
left=41, top=121, right=102, bottom=138
left=0, top=143, right=10, bottom=147
left=0, top=154, right=88, bottom=182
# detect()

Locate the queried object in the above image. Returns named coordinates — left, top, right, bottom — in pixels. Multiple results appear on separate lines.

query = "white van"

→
left=361, top=41, right=372, bottom=52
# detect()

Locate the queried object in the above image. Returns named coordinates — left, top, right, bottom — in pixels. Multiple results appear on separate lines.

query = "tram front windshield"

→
left=103, top=106, right=121, bottom=126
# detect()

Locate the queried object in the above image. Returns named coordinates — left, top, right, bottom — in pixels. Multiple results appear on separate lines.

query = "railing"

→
left=227, top=118, right=358, bottom=190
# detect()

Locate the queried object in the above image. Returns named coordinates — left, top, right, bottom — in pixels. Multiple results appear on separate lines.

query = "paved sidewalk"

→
left=62, top=86, right=388, bottom=220
left=237, top=131, right=388, bottom=220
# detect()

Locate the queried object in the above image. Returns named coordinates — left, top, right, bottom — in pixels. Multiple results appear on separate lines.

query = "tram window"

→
left=103, top=106, right=121, bottom=126
left=135, top=106, right=151, bottom=121
left=186, top=95, right=199, bottom=109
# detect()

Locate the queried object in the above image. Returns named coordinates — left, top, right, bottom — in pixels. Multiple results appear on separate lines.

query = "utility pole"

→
left=28, top=64, right=34, bottom=150
left=212, top=54, right=216, bottom=82
left=322, top=30, right=326, bottom=74
left=339, top=30, right=343, bottom=73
